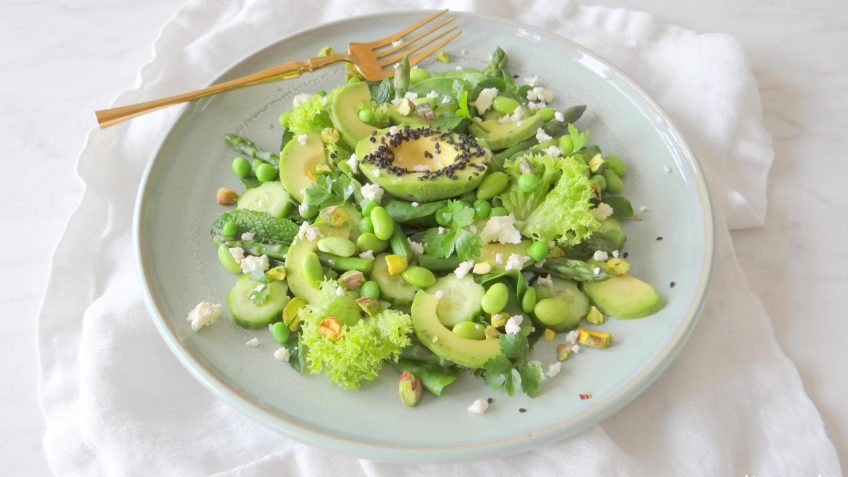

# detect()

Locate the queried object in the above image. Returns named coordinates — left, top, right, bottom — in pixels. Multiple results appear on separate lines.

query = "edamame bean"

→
left=356, top=232, right=389, bottom=253
left=537, top=107, right=556, bottom=121
left=481, top=283, right=509, bottom=314
left=409, top=66, right=431, bottom=83
left=318, top=253, right=374, bottom=273
left=270, top=322, right=291, bottom=344
left=452, top=321, right=486, bottom=340
left=401, top=266, right=437, bottom=288
left=490, top=207, right=508, bottom=217
left=591, top=174, right=607, bottom=191
left=370, top=206, right=394, bottom=240
left=360, top=280, right=380, bottom=298
left=521, top=287, right=537, bottom=313
left=390, top=226, right=414, bottom=258
left=317, top=236, right=356, bottom=257
left=359, top=217, right=374, bottom=233
left=358, top=108, right=375, bottom=124
left=603, top=169, right=623, bottom=193
left=605, top=155, right=628, bottom=176
left=518, top=173, right=539, bottom=192
left=222, top=220, right=238, bottom=237
left=527, top=241, right=549, bottom=261
left=534, top=298, right=572, bottom=328
left=231, top=157, right=251, bottom=178
left=558, top=135, right=574, bottom=156
left=302, top=252, right=324, bottom=288
left=217, top=244, right=242, bottom=273
left=491, top=96, right=519, bottom=115
left=255, top=162, right=277, bottom=182
left=473, top=199, right=491, bottom=219
left=361, top=200, right=379, bottom=216
left=477, top=171, right=510, bottom=200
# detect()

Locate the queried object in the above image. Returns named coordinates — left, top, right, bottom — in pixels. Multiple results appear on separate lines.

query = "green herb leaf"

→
left=394, top=359, right=459, bottom=396
left=499, top=333, right=529, bottom=360
left=368, top=78, right=394, bottom=103
left=302, top=173, right=361, bottom=209
left=567, top=123, right=589, bottom=153
left=455, top=90, right=470, bottom=118
left=422, top=227, right=458, bottom=258
left=249, top=282, right=272, bottom=306
left=504, top=368, right=522, bottom=396
left=481, top=355, right=512, bottom=389
left=383, top=198, right=447, bottom=223
left=478, top=269, right=528, bottom=299
left=604, top=195, right=634, bottom=218
left=454, top=229, right=481, bottom=261
left=286, top=333, right=307, bottom=374
left=431, top=115, right=468, bottom=132
left=446, top=200, right=475, bottom=228
left=518, top=361, right=544, bottom=397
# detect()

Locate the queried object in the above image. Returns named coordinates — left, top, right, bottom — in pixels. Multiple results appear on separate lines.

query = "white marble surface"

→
left=1, top=0, right=845, bottom=474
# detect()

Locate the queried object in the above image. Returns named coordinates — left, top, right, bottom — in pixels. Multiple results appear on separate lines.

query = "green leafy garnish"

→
left=368, top=78, right=394, bottom=103
left=394, top=359, right=459, bottom=396
left=422, top=200, right=481, bottom=260
left=383, top=198, right=447, bottom=224
left=210, top=209, right=298, bottom=247
left=480, top=333, right=545, bottom=397
left=455, top=90, right=470, bottom=118
left=431, top=115, right=468, bottom=132
left=567, top=123, right=589, bottom=153
left=302, top=173, right=362, bottom=210
left=278, top=92, right=334, bottom=134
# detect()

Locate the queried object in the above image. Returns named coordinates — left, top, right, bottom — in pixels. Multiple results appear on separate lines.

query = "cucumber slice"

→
left=426, top=274, right=485, bottom=327
left=371, top=253, right=417, bottom=305
left=227, top=275, right=290, bottom=329
left=237, top=181, right=290, bottom=218
left=533, top=277, right=589, bottom=332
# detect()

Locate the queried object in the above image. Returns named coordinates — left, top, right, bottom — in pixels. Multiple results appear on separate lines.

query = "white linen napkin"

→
left=37, top=0, right=841, bottom=475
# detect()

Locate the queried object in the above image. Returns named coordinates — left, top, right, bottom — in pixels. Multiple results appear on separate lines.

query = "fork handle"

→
left=95, top=53, right=348, bottom=128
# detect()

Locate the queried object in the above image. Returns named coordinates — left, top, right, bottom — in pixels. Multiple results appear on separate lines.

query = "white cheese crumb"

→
left=411, top=202, right=420, bottom=208
left=388, top=125, right=400, bottom=135
left=480, top=215, right=522, bottom=244
left=546, top=362, right=562, bottom=378
left=554, top=110, right=564, bottom=122
left=591, top=202, right=614, bottom=220
left=240, top=232, right=254, bottom=241
left=505, top=254, right=530, bottom=271
left=495, top=253, right=504, bottom=264
left=534, top=259, right=546, bottom=268
left=537, top=274, right=554, bottom=288
left=535, top=128, right=552, bottom=143
left=474, top=87, right=499, bottom=114
left=358, top=250, right=375, bottom=260
left=593, top=250, right=609, bottom=261
left=297, top=221, right=321, bottom=241
left=441, top=95, right=453, bottom=104
left=274, top=347, right=291, bottom=362
left=497, top=114, right=512, bottom=124
left=408, top=239, right=424, bottom=256
left=593, top=267, right=602, bottom=276
left=572, top=344, right=581, bottom=354
left=321, top=96, right=328, bottom=106
left=297, top=134, right=308, bottom=145
left=438, top=226, right=445, bottom=234
left=253, top=284, right=265, bottom=293
left=346, top=153, right=358, bottom=172
left=361, top=183, right=384, bottom=203
left=391, top=97, right=402, bottom=106
left=453, top=260, right=475, bottom=279
left=638, top=205, right=648, bottom=213
left=527, top=101, right=547, bottom=111
left=510, top=107, right=526, bottom=121
left=664, top=165, right=672, bottom=174
left=241, top=255, right=269, bottom=274
left=565, top=330, right=579, bottom=345
left=472, top=262, right=492, bottom=274
left=245, top=337, right=260, bottom=347
left=229, top=247, right=245, bottom=263
left=392, top=39, right=403, bottom=47
left=544, top=146, right=562, bottom=157
left=404, top=91, right=419, bottom=100
left=612, top=250, right=620, bottom=258
left=335, top=286, right=346, bottom=296
left=505, top=315, right=524, bottom=335
left=412, top=164, right=429, bottom=172
left=292, top=93, right=311, bottom=107
left=298, top=202, right=310, bottom=217
left=526, top=86, right=554, bottom=102
left=434, top=290, right=445, bottom=300
left=426, top=90, right=439, bottom=99
left=526, top=76, right=539, bottom=87
left=467, top=398, right=489, bottom=414
left=186, top=302, right=222, bottom=331
left=455, top=65, right=463, bottom=70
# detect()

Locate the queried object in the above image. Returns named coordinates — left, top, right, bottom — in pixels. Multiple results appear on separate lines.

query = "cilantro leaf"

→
left=368, top=78, right=394, bottom=104
left=455, top=90, right=470, bottom=118
left=504, top=368, right=522, bottom=396
left=431, top=115, right=468, bottom=132
left=302, top=173, right=362, bottom=209
left=454, top=229, right=481, bottom=261
left=499, top=333, right=529, bottom=360
left=422, top=227, right=459, bottom=258
left=518, top=361, right=544, bottom=397
left=482, top=355, right=511, bottom=390
left=567, top=123, right=589, bottom=153
left=446, top=200, right=475, bottom=228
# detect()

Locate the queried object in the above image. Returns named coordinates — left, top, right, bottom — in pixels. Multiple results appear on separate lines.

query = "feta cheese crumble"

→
left=593, top=267, right=602, bottom=276
left=664, top=165, right=672, bottom=174
left=346, top=153, right=358, bottom=172
left=240, top=232, right=254, bottom=241
left=593, top=250, right=609, bottom=261
left=546, top=362, right=562, bottom=378
left=612, top=250, right=620, bottom=258
left=536, top=274, right=554, bottom=288
left=544, top=146, right=562, bottom=157
left=245, top=337, right=260, bottom=347
left=527, top=101, right=547, bottom=111
left=591, top=202, right=614, bottom=220
left=426, top=90, right=439, bottom=99
left=274, top=347, right=291, bottom=362
left=505, top=315, right=524, bottom=335
left=526, top=86, right=554, bottom=102
left=565, top=330, right=580, bottom=345
left=453, top=260, right=475, bottom=279
left=495, top=253, right=504, bottom=264
left=408, top=239, right=424, bottom=256
left=388, top=125, right=400, bottom=135
left=292, top=93, right=311, bottom=107
left=228, top=247, right=245, bottom=263
left=467, top=398, right=489, bottom=414
left=638, top=205, right=649, bottom=213
left=554, top=110, right=565, bottom=122
left=298, top=202, right=310, bottom=217
left=241, top=255, right=269, bottom=274
left=404, top=91, right=419, bottom=100
left=505, top=254, right=531, bottom=271
left=358, top=250, right=374, bottom=260
left=434, top=290, right=445, bottom=300
left=411, top=202, right=419, bottom=208
left=437, top=226, right=445, bottom=234
left=186, top=302, right=222, bottom=331
left=297, top=134, right=308, bottom=145
left=361, top=183, right=384, bottom=203
left=525, top=76, right=539, bottom=87
left=297, top=221, right=320, bottom=241
left=479, top=215, right=522, bottom=244
left=441, top=95, right=453, bottom=104
left=535, top=128, right=553, bottom=143
left=474, top=87, right=499, bottom=114
left=335, top=286, right=346, bottom=296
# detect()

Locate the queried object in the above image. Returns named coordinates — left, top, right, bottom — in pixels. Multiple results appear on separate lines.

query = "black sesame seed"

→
left=487, top=397, right=493, bottom=404
left=623, top=252, right=629, bottom=258
left=656, top=236, right=663, bottom=241
left=670, top=281, right=676, bottom=288
left=519, top=408, right=527, bottom=413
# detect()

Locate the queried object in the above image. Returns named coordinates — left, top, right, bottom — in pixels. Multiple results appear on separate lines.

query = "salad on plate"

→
left=194, top=47, right=665, bottom=411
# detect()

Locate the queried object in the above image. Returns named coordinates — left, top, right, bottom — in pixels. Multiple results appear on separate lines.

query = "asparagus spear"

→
left=393, top=56, right=410, bottom=99
left=482, top=47, right=507, bottom=78
left=214, top=239, right=288, bottom=261
left=225, top=134, right=279, bottom=169
left=540, top=257, right=611, bottom=282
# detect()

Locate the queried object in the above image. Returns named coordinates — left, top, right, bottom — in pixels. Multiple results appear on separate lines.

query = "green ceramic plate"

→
left=135, top=11, right=713, bottom=462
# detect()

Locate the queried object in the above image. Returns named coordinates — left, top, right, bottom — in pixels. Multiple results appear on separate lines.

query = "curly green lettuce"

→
left=278, top=92, right=334, bottom=134
left=300, top=282, right=412, bottom=389
left=500, top=153, right=599, bottom=245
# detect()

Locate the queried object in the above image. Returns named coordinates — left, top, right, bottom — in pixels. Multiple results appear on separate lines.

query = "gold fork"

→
left=95, top=10, right=461, bottom=128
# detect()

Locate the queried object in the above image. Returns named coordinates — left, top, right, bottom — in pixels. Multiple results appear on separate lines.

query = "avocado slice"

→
left=411, top=291, right=500, bottom=369
left=355, top=127, right=490, bottom=202
left=279, top=133, right=326, bottom=203
left=469, top=111, right=547, bottom=150
left=477, top=241, right=530, bottom=271
left=331, top=82, right=377, bottom=148
left=285, top=224, right=350, bottom=303
left=582, top=275, right=665, bottom=319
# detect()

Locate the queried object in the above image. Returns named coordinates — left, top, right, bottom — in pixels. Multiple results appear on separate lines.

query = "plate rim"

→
left=134, top=9, right=715, bottom=463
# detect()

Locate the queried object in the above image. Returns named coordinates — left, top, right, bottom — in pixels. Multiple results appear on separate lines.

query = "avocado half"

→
left=355, top=127, right=491, bottom=202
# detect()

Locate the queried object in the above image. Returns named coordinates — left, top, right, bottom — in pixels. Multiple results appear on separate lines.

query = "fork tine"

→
left=367, top=9, right=449, bottom=47
left=379, top=25, right=460, bottom=67
left=376, top=16, right=455, bottom=59
left=407, top=30, right=463, bottom=67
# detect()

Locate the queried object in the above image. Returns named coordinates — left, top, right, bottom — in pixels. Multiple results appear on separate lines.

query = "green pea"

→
left=435, top=206, right=452, bottom=226
left=603, top=169, right=623, bottom=193
left=521, top=287, right=537, bottom=313
left=473, top=199, right=491, bottom=219
left=558, top=135, right=574, bottom=156
left=401, top=266, right=437, bottom=288
left=605, top=155, right=627, bottom=176
left=359, top=217, right=374, bottom=233
left=251, top=158, right=264, bottom=175
left=534, top=298, right=577, bottom=329
left=360, top=280, right=380, bottom=298
left=302, top=252, right=324, bottom=288
left=362, top=200, right=379, bottom=216
left=591, top=174, right=607, bottom=191
left=537, top=107, right=556, bottom=121
left=222, top=220, right=238, bottom=237
left=356, top=232, right=389, bottom=253
left=491, top=96, right=519, bottom=115
left=518, top=173, right=539, bottom=192
left=317, top=236, right=357, bottom=257
left=358, top=108, right=375, bottom=124
left=409, top=66, right=431, bottom=84
left=481, top=283, right=509, bottom=314
left=527, top=241, right=549, bottom=262
left=255, top=162, right=277, bottom=182
left=476, top=171, right=510, bottom=200
left=231, top=157, right=251, bottom=178
left=490, top=207, right=508, bottom=217
left=370, top=206, right=394, bottom=240
left=269, top=322, right=290, bottom=344
left=217, top=244, right=242, bottom=274
left=451, top=321, right=486, bottom=340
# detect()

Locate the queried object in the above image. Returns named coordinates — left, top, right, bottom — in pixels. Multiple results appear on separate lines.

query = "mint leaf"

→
left=518, top=361, right=544, bottom=397
left=499, top=333, right=529, bottom=360
left=454, top=229, right=481, bottom=261
left=368, top=78, right=394, bottom=104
